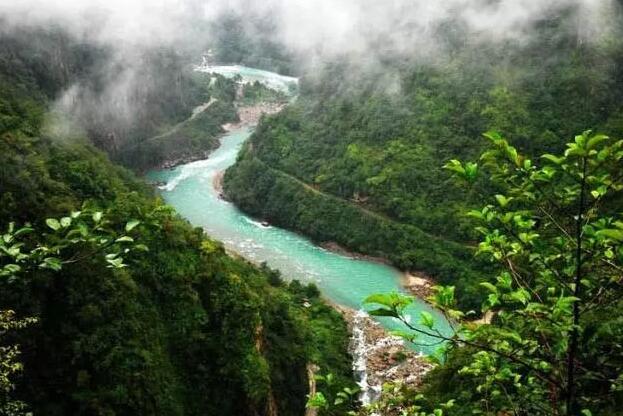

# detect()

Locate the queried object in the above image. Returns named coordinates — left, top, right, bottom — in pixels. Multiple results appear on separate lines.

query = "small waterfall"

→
left=350, top=309, right=380, bottom=406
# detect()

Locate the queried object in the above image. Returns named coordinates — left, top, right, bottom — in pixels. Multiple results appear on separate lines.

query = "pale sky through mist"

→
left=1, top=0, right=617, bottom=137
left=0, top=0, right=617, bottom=59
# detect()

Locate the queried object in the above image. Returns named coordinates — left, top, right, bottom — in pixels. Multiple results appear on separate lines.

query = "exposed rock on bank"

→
left=213, top=170, right=225, bottom=196
left=223, top=102, right=285, bottom=131
left=160, top=149, right=216, bottom=170
left=336, top=306, right=434, bottom=404
left=402, top=272, right=435, bottom=300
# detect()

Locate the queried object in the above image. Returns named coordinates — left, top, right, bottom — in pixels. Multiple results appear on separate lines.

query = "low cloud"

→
left=1, top=0, right=619, bottom=146
left=1, top=0, right=617, bottom=59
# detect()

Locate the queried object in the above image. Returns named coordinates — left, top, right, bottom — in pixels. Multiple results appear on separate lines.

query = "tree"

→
left=0, top=211, right=140, bottom=414
left=0, top=310, right=36, bottom=416
left=362, top=131, right=623, bottom=415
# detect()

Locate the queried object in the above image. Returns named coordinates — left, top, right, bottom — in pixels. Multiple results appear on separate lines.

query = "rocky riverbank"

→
left=159, top=148, right=217, bottom=170
left=213, top=170, right=225, bottom=195
left=402, top=272, right=435, bottom=300
left=336, top=305, right=435, bottom=402
left=223, top=102, right=286, bottom=131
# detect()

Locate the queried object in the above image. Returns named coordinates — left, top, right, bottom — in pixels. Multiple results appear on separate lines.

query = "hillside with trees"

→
left=224, top=7, right=623, bottom=309
left=2, top=2, right=623, bottom=416
left=0, top=27, right=353, bottom=416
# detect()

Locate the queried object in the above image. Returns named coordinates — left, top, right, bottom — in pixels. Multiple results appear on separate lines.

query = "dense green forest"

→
left=224, top=8, right=623, bottom=309
left=3, top=2, right=623, bottom=415
left=0, top=24, right=241, bottom=172
left=0, top=26, right=353, bottom=416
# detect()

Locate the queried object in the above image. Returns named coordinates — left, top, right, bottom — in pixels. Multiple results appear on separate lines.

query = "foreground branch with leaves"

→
left=0, top=211, right=141, bottom=414
left=311, top=131, right=623, bottom=415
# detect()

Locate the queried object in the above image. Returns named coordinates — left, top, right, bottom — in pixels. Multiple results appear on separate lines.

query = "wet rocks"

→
left=337, top=306, right=435, bottom=404
left=402, top=272, right=435, bottom=300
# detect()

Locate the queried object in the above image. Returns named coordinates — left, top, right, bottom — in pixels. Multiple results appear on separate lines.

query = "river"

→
left=147, top=65, right=450, bottom=357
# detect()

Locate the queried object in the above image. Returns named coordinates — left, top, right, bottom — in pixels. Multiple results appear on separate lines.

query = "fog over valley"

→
left=1, top=1, right=623, bottom=416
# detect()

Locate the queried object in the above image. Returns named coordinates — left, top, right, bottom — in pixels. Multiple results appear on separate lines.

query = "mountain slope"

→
left=224, top=9, right=623, bottom=308
left=0, top=27, right=353, bottom=416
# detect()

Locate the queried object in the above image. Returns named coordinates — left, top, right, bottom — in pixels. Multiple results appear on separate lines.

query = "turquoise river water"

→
left=148, top=66, right=450, bottom=355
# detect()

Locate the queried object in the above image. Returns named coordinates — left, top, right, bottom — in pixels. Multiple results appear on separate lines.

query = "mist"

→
left=2, top=0, right=617, bottom=57
left=0, top=0, right=619, bottom=149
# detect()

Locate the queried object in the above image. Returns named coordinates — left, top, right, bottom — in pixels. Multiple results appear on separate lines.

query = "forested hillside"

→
left=224, top=7, right=623, bottom=308
left=0, top=25, right=352, bottom=416
left=3, top=2, right=623, bottom=415
left=0, top=24, right=241, bottom=172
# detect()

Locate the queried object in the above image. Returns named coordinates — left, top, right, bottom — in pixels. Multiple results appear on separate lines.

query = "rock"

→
left=403, top=272, right=435, bottom=300
left=336, top=306, right=435, bottom=404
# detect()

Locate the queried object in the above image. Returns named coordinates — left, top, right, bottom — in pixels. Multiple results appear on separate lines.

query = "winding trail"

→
left=141, top=98, right=218, bottom=145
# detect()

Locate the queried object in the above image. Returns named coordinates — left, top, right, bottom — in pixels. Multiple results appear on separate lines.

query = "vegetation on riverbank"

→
left=357, top=132, right=623, bottom=415
left=223, top=156, right=487, bottom=310
left=0, top=30, right=354, bottom=415
left=123, top=96, right=239, bottom=170
left=224, top=7, right=623, bottom=311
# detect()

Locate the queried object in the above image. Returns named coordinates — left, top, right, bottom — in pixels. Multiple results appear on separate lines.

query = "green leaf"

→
left=125, top=220, right=140, bottom=232
left=306, top=392, right=327, bottom=409
left=497, top=273, right=512, bottom=289
left=432, top=285, right=456, bottom=308
left=586, top=134, right=609, bottom=150
left=480, top=282, right=498, bottom=293
left=115, top=236, right=134, bottom=243
left=45, top=218, right=61, bottom=231
left=483, top=131, right=503, bottom=143
left=363, top=292, right=411, bottom=309
left=443, top=159, right=465, bottom=175
left=13, top=227, right=34, bottom=238
left=509, top=288, right=530, bottom=305
left=106, top=257, right=126, bottom=268
left=2, top=264, right=21, bottom=275
left=505, top=145, right=520, bottom=166
left=464, top=162, right=479, bottom=182
left=60, top=217, right=71, bottom=228
left=368, top=308, right=398, bottom=318
left=419, top=311, right=434, bottom=329
left=495, top=194, right=512, bottom=208
left=41, top=257, right=62, bottom=271
left=92, top=211, right=103, bottom=223
left=343, top=387, right=358, bottom=396
left=542, top=154, right=565, bottom=165
left=596, top=229, right=623, bottom=241
left=364, top=293, right=395, bottom=307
